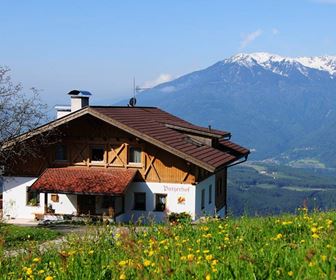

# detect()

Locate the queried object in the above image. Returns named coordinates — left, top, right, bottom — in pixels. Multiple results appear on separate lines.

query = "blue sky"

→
left=1, top=0, right=336, bottom=108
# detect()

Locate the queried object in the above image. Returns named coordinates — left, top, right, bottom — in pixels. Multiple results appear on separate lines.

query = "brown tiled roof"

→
left=90, top=106, right=249, bottom=171
left=31, top=167, right=137, bottom=195
left=218, top=140, right=250, bottom=156
left=6, top=105, right=249, bottom=172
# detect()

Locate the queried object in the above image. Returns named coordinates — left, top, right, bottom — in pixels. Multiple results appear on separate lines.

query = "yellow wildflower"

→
left=312, top=233, right=319, bottom=239
left=276, top=233, right=283, bottom=239
left=45, top=276, right=54, bottom=280
left=38, top=270, right=45, bottom=275
left=119, top=260, right=127, bottom=267
left=26, top=268, right=33, bottom=276
left=187, top=254, right=194, bottom=261
left=321, top=255, right=327, bottom=262
left=311, top=227, right=318, bottom=233
left=288, top=271, right=294, bottom=277
left=33, top=257, right=41, bottom=263
left=148, top=250, right=154, bottom=257
left=211, top=259, right=218, bottom=266
left=205, top=255, right=213, bottom=261
left=143, top=259, right=151, bottom=267
left=206, top=274, right=211, bottom=280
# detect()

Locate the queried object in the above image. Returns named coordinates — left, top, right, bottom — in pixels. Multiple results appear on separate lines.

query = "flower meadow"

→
left=0, top=209, right=336, bottom=280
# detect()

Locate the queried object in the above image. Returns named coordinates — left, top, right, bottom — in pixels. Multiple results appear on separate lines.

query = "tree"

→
left=0, top=66, right=53, bottom=175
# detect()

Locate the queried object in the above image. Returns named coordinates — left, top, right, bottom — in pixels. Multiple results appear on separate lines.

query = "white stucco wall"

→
left=195, top=175, right=216, bottom=219
left=116, top=182, right=196, bottom=223
left=2, top=177, right=42, bottom=219
left=3, top=177, right=78, bottom=220
left=48, top=193, right=77, bottom=215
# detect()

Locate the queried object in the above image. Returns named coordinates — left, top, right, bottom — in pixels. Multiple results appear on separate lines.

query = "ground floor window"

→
left=201, top=189, right=205, bottom=210
left=155, top=194, right=167, bottom=211
left=102, top=196, right=114, bottom=208
left=26, top=187, right=40, bottom=206
left=134, top=192, right=146, bottom=210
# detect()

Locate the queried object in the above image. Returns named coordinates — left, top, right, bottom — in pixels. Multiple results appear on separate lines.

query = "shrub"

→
left=168, top=212, right=192, bottom=224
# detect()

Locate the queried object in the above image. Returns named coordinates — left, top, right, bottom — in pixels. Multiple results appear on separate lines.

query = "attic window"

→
left=55, top=144, right=67, bottom=161
left=91, top=146, right=105, bottom=162
left=129, top=147, right=142, bottom=164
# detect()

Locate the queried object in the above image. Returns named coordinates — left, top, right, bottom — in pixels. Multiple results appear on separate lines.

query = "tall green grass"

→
left=0, top=210, right=335, bottom=279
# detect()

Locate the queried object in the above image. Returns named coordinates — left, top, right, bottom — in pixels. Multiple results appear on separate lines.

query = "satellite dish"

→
left=128, top=97, right=137, bottom=107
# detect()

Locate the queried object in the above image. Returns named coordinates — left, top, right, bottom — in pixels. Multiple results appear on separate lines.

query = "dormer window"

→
left=129, top=147, right=142, bottom=164
left=91, top=146, right=105, bottom=162
left=55, top=144, right=67, bottom=161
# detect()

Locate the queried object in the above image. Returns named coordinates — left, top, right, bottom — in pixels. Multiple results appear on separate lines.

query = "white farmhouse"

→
left=1, top=91, right=249, bottom=222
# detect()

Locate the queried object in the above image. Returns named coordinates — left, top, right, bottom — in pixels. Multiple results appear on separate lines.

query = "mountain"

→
left=119, top=52, right=336, bottom=167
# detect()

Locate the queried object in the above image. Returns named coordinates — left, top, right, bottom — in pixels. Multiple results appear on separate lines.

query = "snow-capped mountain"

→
left=118, top=52, right=336, bottom=168
left=226, top=52, right=336, bottom=76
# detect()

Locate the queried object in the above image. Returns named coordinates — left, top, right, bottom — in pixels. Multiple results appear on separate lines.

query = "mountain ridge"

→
left=118, top=52, right=336, bottom=168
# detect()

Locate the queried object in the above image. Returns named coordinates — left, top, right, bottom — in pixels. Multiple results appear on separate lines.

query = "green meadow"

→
left=0, top=209, right=335, bottom=279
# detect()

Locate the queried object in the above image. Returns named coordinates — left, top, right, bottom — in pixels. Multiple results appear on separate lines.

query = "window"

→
left=129, top=147, right=142, bottom=164
left=134, top=192, right=146, bottom=210
left=55, top=144, right=67, bottom=161
left=91, top=146, right=105, bottom=162
left=102, top=196, right=114, bottom=208
left=26, top=187, right=40, bottom=206
left=217, top=178, right=223, bottom=195
left=209, top=184, right=212, bottom=204
left=51, top=194, right=59, bottom=203
left=201, top=189, right=205, bottom=210
left=155, top=194, right=167, bottom=211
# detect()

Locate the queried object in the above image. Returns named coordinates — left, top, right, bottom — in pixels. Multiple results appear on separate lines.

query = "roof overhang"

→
left=31, top=167, right=137, bottom=195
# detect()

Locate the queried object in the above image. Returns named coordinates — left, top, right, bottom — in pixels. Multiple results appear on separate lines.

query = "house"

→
left=1, top=90, right=249, bottom=222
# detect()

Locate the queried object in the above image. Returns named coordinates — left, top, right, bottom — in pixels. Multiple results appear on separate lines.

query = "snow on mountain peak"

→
left=296, top=56, right=336, bottom=75
left=225, top=52, right=336, bottom=76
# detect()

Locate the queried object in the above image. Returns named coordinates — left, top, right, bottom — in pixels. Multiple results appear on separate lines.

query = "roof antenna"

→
left=128, top=77, right=137, bottom=107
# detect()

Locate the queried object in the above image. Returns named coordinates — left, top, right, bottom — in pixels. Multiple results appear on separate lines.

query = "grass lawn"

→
left=0, top=223, right=61, bottom=249
left=0, top=210, right=335, bottom=279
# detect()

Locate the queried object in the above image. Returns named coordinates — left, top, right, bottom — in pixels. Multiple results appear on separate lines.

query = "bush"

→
left=168, top=212, right=192, bottom=224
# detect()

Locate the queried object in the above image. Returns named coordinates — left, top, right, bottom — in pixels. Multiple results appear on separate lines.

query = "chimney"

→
left=55, top=90, right=92, bottom=119
left=68, top=90, right=92, bottom=112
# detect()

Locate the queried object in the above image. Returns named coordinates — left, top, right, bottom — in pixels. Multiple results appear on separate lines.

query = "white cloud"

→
left=240, top=29, right=263, bottom=49
left=272, top=28, right=279, bottom=35
left=142, top=73, right=173, bottom=88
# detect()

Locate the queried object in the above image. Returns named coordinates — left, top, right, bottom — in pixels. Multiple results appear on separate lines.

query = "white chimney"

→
left=55, top=90, right=92, bottom=119
left=68, top=90, right=92, bottom=112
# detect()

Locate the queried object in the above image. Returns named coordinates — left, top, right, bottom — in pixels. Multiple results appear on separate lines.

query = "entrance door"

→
left=77, top=195, right=96, bottom=215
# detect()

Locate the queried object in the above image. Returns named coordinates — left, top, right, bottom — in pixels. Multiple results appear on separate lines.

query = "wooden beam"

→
left=108, top=143, right=126, bottom=167
left=144, top=153, right=160, bottom=181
